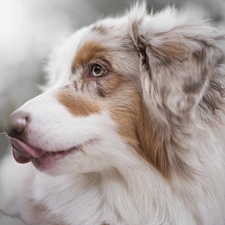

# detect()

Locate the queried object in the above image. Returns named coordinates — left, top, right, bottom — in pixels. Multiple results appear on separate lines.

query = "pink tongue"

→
left=8, top=137, right=45, bottom=164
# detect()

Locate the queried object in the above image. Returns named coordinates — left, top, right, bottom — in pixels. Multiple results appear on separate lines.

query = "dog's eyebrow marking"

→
left=72, top=41, right=107, bottom=71
left=56, top=87, right=101, bottom=116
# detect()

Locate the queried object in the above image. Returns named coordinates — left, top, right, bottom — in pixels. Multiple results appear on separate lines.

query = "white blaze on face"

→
left=15, top=88, right=103, bottom=151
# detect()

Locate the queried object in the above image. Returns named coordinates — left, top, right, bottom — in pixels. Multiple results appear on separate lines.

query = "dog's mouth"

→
left=8, top=136, right=81, bottom=170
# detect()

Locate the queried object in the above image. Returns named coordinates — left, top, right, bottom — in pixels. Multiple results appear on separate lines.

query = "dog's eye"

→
left=91, top=64, right=107, bottom=77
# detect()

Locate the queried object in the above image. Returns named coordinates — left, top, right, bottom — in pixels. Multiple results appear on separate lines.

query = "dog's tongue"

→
left=8, top=137, right=45, bottom=164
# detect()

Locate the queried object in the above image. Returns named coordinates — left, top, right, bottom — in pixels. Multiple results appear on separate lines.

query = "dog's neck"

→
left=29, top=161, right=168, bottom=224
left=99, top=165, right=167, bottom=224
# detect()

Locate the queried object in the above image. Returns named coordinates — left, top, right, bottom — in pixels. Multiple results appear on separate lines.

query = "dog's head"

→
left=6, top=4, right=225, bottom=176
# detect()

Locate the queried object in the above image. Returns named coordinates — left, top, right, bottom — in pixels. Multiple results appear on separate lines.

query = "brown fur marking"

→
left=72, top=41, right=107, bottom=70
left=56, top=87, right=101, bottom=116
left=96, top=74, right=126, bottom=98
left=107, top=77, right=175, bottom=177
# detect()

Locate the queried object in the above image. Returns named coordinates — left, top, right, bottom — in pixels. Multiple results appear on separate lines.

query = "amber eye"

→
left=91, top=64, right=107, bottom=77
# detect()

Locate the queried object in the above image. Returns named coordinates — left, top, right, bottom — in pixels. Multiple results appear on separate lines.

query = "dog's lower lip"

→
left=32, top=146, right=79, bottom=171
left=31, top=138, right=99, bottom=171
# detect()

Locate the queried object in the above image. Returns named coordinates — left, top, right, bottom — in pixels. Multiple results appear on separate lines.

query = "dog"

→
left=2, top=3, right=225, bottom=225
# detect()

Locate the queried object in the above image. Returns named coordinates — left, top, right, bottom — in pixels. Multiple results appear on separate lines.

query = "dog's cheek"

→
left=95, top=74, right=127, bottom=98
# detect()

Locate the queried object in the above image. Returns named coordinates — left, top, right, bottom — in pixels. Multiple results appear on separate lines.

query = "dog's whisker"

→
left=0, top=132, right=7, bottom=136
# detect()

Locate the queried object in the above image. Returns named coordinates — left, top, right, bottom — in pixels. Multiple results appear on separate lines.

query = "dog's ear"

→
left=128, top=5, right=224, bottom=176
left=129, top=5, right=223, bottom=117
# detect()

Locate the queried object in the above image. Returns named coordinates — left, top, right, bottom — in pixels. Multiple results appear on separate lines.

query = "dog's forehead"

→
left=47, top=14, right=139, bottom=90
left=56, top=16, right=129, bottom=68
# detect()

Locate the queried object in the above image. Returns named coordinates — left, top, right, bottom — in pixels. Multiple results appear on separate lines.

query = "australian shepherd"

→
left=1, top=3, right=225, bottom=225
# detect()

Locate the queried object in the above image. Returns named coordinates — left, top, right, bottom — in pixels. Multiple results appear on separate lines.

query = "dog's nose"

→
left=6, top=111, right=29, bottom=138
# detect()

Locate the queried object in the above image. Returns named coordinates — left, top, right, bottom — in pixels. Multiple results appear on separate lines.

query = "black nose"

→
left=6, top=111, right=29, bottom=138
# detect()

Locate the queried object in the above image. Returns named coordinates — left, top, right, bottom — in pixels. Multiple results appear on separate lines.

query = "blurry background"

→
left=0, top=0, right=225, bottom=161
